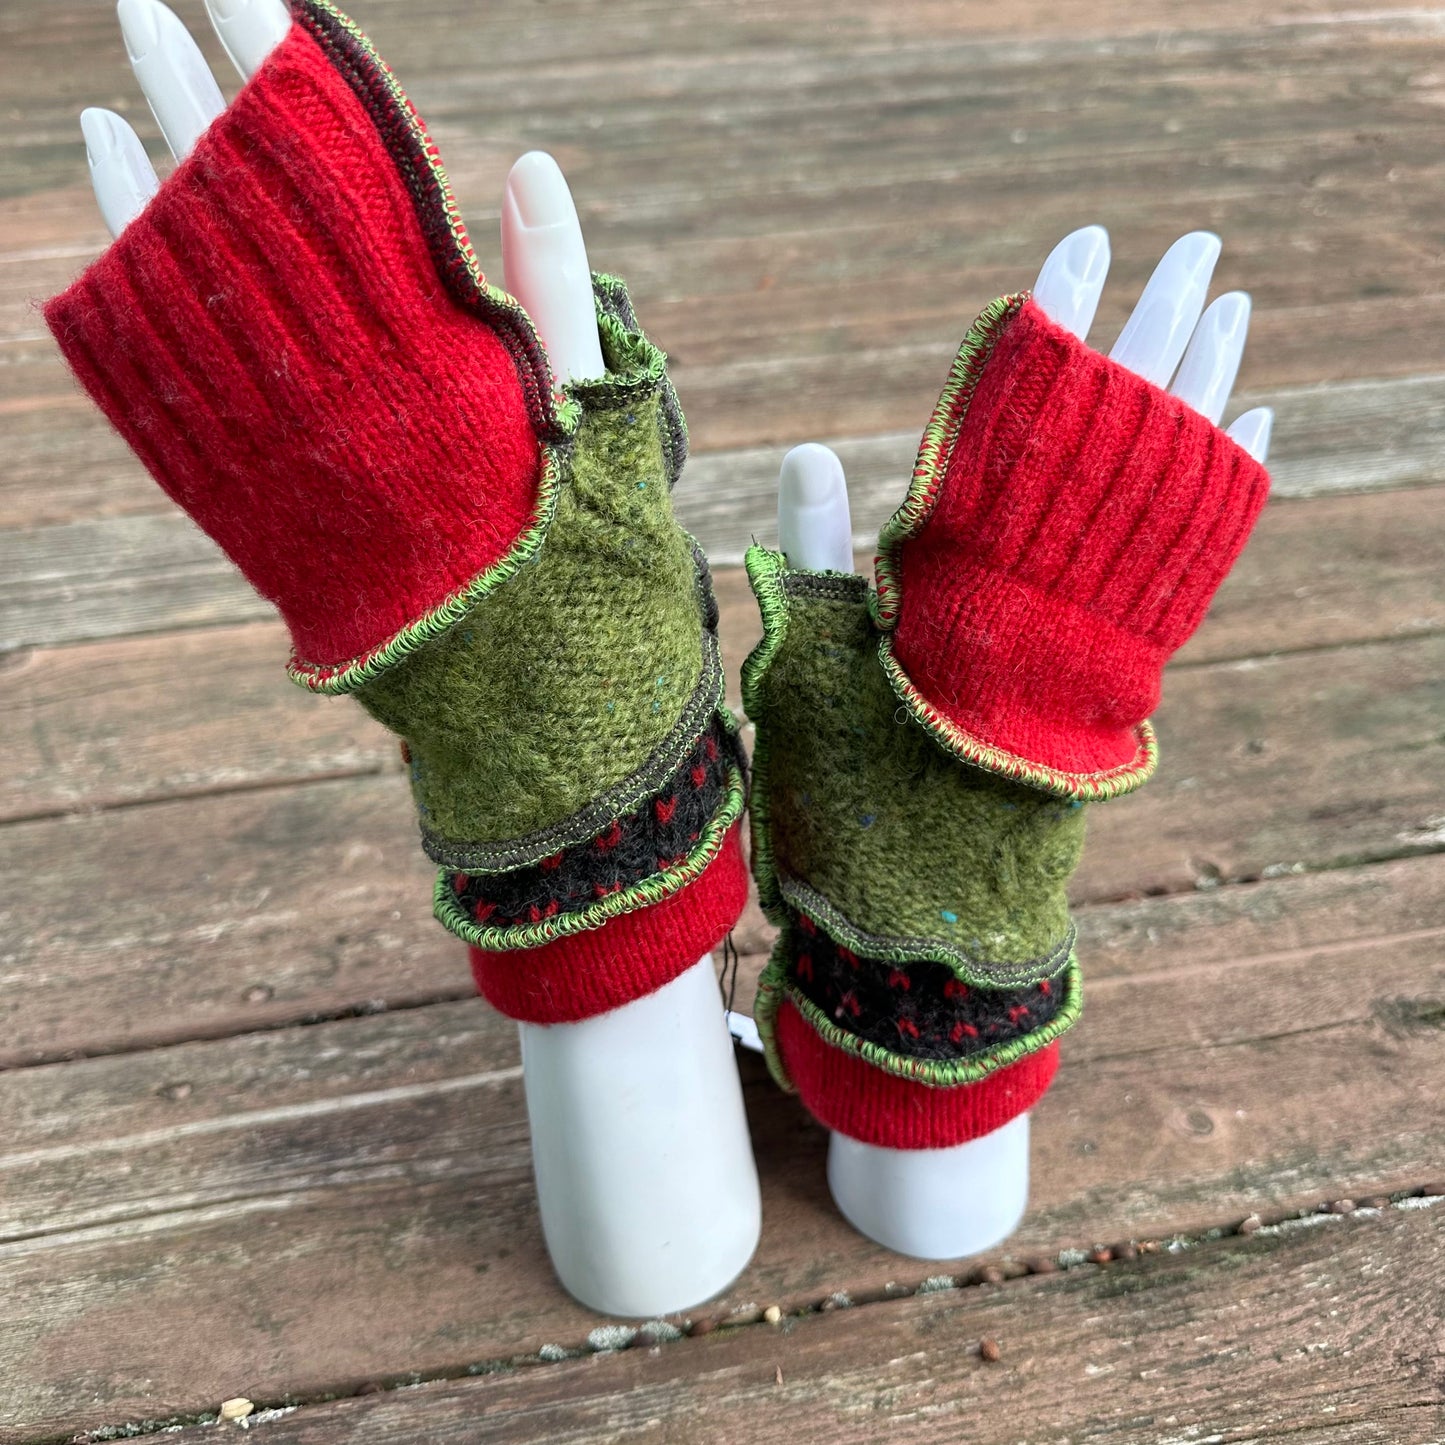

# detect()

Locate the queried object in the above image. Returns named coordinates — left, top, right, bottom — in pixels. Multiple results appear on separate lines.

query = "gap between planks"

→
left=40, top=1196, right=1445, bottom=1445
left=1, top=849, right=1441, bottom=1438
left=4, top=479, right=1443, bottom=833
left=3, top=369, right=1444, bottom=656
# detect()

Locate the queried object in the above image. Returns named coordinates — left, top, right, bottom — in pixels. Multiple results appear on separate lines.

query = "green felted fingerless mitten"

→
left=745, top=548, right=1083, bottom=1147
left=45, top=3, right=748, bottom=1028
left=356, top=277, right=746, bottom=964
left=744, top=293, right=1268, bottom=1149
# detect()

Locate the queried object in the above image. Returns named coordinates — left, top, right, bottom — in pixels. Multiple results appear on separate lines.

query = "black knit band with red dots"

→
left=448, top=719, right=739, bottom=931
left=786, top=915, right=1067, bottom=1062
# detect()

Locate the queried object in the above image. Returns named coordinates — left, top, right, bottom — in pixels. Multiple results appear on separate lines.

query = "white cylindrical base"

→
left=519, top=954, right=762, bottom=1317
left=827, top=1113, right=1031, bottom=1261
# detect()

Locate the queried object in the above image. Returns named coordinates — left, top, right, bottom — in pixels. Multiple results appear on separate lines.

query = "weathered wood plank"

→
left=3, top=632, right=1441, bottom=1063
left=6, top=483, right=1441, bottom=828
left=0, top=777, right=453, bottom=1066
left=2, top=900, right=1440, bottom=1444
left=4, top=372, right=1442, bottom=653
left=6, top=13, right=1445, bottom=530
left=0, top=622, right=396, bottom=824
left=147, top=1203, right=1445, bottom=1445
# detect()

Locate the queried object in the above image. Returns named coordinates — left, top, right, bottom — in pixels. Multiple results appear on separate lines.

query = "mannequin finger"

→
left=1109, top=231, right=1221, bottom=387
left=81, top=107, right=159, bottom=239
left=501, top=151, right=606, bottom=385
left=1031, top=225, right=1110, bottom=342
left=1226, top=407, right=1273, bottom=464
left=118, top=0, right=226, bottom=160
left=1170, top=291, right=1250, bottom=424
left=205, top=0, right=291, bottom=82
left=778, top=443, right=854, bottom=573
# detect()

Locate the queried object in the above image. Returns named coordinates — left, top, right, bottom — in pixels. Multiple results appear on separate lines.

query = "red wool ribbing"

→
left=43, top=23, right=541, bottom=675
left=891, top=298, right=1271, bottom=780
left=469, top=824, right=750, bottom=1023
left=775, top=998, right=1059, bottom=1149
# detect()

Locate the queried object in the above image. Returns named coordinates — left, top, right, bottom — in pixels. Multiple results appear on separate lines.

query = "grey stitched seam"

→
left=778, top=875, right=1076, bottom=988
left=781, top=571, right=869, bottom=605
left=421, top=632, right=724, bottom=873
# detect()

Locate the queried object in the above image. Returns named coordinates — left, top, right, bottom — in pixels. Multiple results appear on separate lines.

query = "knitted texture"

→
left=875, top=294, right=1272, bottom=798
left=437, top=717, right=746, bottom=951
left=743, top=547, right=1084, bottom=1147
left=776, top=1000, right=1061, bottom=1150
left=784, top=913, right=1069, bottom=1062
left=745, top=297, right=1271, bottom=1148
left=469, top=822, right=749, bottom=1023
left=44, top=0, right=749, bottom=1024
left=754, top=919, right=1081, bottom=1092
left=44, top=8, right=559, bottom=689
left=356, top=283, right=710, bottom=859
left=743, top=549, right=1083, bottom=980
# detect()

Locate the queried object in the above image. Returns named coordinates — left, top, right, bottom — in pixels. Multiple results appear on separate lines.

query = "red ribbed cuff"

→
left=883, top=296, right=1269, bottom=789
left=775, top=997, right=1059, bottom=1149
left=469, top=823, right=749, bottom=1023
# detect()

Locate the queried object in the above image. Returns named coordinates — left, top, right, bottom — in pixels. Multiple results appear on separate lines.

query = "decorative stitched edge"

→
left=740, top=545, right=803, bottom=919
left=434, top=755, right=746, bottom=950
left=289, top=448, right=562, bottom=694
left=869, top=290, right=1158, bottom=801
left=587, top=275, right=689, bottom=490
left=778, top=875, right=1076, bottom=990
left=421, top=639, right=728, bottom=872
left=877, top=643, right=1160, bottom=801
left=871, top=292, right=1025, bottom=630
left=284, top=0, right=571, bottom=693
left=755, top=931, right=1083, bottom=1093
left=291, top=0, right=566, bottom=441
left=284, top=10, right=687, bottom=694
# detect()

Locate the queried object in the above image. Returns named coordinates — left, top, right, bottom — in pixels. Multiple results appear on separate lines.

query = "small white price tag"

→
left=726, top=1010, right=764, bottom=1053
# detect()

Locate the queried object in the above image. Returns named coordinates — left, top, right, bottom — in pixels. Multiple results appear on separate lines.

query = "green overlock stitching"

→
left=740, top=544, right=815, bottom=920
left=418, top=636, right=727, bottom=873
left=871, top=292, right=1024, bottom=632
left=744, top=545, right=1081, bottom=967
left=288, top=443, right=563, bottom=695
left=352, top=277, right=713, bottom=849
left=756, top=929, right=1083, bottom=1094
left=436, top=753, right=746, bottom=950
left=877, top=647, right=1160, bottom=802
left=778, top=875, right=1075, bottom=990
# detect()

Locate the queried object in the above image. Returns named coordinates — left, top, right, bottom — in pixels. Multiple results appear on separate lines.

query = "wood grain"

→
left=148, top=1203, right=1445, bottom=1445
left=2, top=854, right=1440, bottom=1438
left=5, top=371, right=1444, bottom=653
left=4, top=628, right=1441, bottom=1063
left=6, top=482, right=1442, bottom=830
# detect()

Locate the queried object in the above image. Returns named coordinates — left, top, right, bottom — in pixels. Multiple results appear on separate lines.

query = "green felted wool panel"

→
left=742, top=546, right=1084, bottom=984
left=357, top=278, right=713, bottom=865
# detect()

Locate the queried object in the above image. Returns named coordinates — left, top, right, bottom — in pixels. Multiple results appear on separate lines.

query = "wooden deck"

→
left=3, top=0, right=1443, bottom=1440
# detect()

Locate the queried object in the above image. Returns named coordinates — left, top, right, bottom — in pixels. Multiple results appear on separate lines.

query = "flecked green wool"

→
left=742, top=548, right=1084, bottom=984
left=357, top=279, right=718, bottom=868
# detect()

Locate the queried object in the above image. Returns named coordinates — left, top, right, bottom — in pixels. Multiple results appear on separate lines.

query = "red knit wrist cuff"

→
left=875, top=295, right=1270, bottom=797
left=775, top=997, right=1059, bottom=1149
left=468, top=822, right=749, bottom=1023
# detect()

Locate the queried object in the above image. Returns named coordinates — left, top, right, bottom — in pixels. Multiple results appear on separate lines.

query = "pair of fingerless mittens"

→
left=45, top=1, right=748, bottom=1025
left=745, top=294, right=1270, bottom=1148
left=46, top=4, right=1271, bottom=1145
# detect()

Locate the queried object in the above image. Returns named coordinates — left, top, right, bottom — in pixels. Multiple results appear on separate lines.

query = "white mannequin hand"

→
left=780, top=225, right=1274, bottom=571
left=779, top=229, right=1276, bottom=1259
